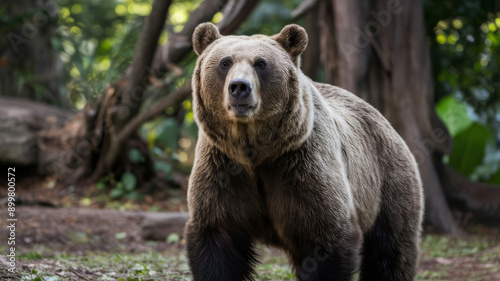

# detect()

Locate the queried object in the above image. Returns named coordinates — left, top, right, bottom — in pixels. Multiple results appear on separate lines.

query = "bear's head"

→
left=191, top=23, right=312, bottom=162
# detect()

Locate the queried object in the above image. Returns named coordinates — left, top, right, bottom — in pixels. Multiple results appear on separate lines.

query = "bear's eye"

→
left=219, top=58, right=232, bottom=70
left=254, top=59, right=267, bottom=69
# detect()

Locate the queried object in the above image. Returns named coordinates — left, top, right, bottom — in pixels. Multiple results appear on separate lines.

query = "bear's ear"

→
left=272, top=24, right=308, bottom=63
left=192, top=22, right=221, bottom=55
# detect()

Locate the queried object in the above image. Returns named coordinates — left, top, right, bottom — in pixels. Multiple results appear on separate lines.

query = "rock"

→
left=0, top=97, right=72, bottom=167
left=0, top=119, right=35, bottom=165
left=140, top=212, right=189, bottom=241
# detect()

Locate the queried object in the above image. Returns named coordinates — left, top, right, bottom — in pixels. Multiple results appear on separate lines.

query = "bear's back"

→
left=313, top=81, right=405, bottom=157
left=311, top=81, right=418, bottom=232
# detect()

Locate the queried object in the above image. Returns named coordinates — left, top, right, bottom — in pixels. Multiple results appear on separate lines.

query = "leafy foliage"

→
left=436, top=96, right=472, bottom=136
left=53, top=0, right=152, bottom=109
left=239, top=0, right=302, bottom=35
left=437, top=95, right=500, bottom=183
left=448, top=123, right=491, bottom=176
left=97, top=170, right=141, bottom=200
left=426, top=1, right=500, bottom=184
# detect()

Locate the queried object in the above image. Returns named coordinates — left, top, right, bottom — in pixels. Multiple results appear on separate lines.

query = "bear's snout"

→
left=227, top=78, right=258, bottom=118
left=229, top=79, right=252, bottom=101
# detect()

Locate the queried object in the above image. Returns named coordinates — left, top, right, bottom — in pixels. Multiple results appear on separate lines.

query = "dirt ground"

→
left=4, top=206, right=174, bottom=255
left=0, top=176, right=499, bottom=280
left=0, top=205, right=497, bottom=280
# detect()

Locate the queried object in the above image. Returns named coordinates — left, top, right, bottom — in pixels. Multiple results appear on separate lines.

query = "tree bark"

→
left=307, top=0, right=461, bottom=232
left=0, top=0, right=66, bottom=107
left=90, top=0, right=173, bottom=180
left=299, top=0, right=320, bottom=79
left=437, top=160, right=500, bottom=226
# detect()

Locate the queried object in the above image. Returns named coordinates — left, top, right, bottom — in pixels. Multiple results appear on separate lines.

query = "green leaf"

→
left=448, top=123, right=491, bottom=177
left=115, top=252, right=123, bottom=262
left=184, top=114, right=199, bottom=138
left=121, top=172, right=136, bottom=191
left=129, top=148, right=146, bottom=164
left=50, top=37, right=63, bottom=52
left=96, top=181, right=106, bottom=190
left=124, top=191, right=142, bottom=200
left=115, top=232, right=127, bottom=240
left=471, top=142, right=500, bottom=181
left=110, top=188, right=124, bottom=199
left=154, top=161, right=173, bottom=179
left=166, top=233, right=181, bottom=244
left=435, top=95, right=473, bottom=136
left=488, top=169, right=500, bottom=185
left=156, top=118, right=178, bottom=150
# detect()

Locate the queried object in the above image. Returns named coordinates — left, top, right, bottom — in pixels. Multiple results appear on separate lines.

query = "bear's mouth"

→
left=228, top=103, right=256, bottom=117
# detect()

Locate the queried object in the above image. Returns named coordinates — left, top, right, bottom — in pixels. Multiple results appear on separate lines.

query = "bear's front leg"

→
left=186, top=143, right=264, bottom=281
left=291, top=225, right=362, bottom=281
left=258, top=147, right=362, bottom=281
left=186, top=222, right=258, bottom=281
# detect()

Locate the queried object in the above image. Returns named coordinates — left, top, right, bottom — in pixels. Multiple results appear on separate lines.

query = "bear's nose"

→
left=228, top=79, right=252, bottom=101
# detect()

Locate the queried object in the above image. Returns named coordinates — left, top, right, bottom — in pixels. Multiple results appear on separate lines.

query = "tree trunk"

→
left=300, top=0, right=320, bottom=79
left=309, top=0, right=461, bottom=232
left=0, top=0, right=66, bottom=107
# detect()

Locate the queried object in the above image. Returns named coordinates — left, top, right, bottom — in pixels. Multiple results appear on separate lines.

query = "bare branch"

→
left=122, top=0, right=173, bottom=117
left=440, top=163, right=500, bottom=223
left=152, top=0, right=260, bottom=74
left=116, top=83, right=192, bottom=149
left=290, top=0, right=318, bottom=19
left=152, top=0, right=229, bottom=75
left=90, top=83, right=192, bottom=182
left=91, top=0, right=173, bottom=179
left=218, top=0, right=259, bottom=35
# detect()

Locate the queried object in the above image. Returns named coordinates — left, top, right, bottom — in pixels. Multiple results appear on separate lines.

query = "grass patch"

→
left=421, top=234, right=492, bottom=258
left=10, top=233, right=500, bottom=281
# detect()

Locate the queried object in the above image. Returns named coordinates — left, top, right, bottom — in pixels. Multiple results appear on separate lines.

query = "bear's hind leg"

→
left=359, top=205, right=420, bottom=281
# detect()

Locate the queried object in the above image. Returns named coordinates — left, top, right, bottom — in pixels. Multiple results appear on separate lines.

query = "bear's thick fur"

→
left=186, top=23, right=424, bottom=281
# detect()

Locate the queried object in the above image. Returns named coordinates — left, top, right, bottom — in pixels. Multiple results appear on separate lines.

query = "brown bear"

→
left=186, top=22, right=423, bottom=281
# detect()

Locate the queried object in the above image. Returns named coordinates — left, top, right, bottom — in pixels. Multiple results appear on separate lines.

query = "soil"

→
left=0, top=173, right=189, bottom=212
left=0, top=176, right=499, bottom=280
left=0, top=206, right=497, bottom=280
left=5, top=206, right=174, bottom=255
